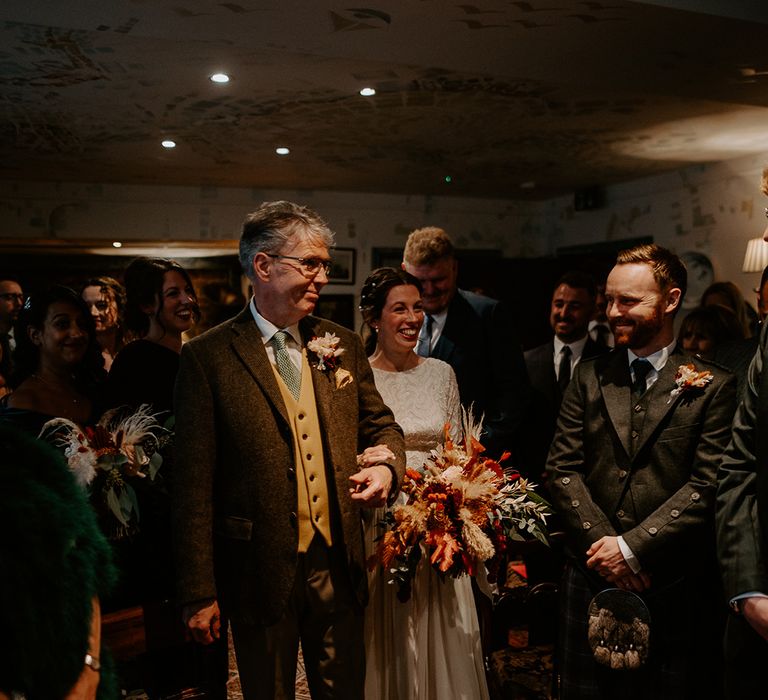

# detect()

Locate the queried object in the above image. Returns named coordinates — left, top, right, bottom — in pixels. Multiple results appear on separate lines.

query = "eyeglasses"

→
left=0, top=293, right=24, bottom=303
left=266, top=254, right=332, bottom=277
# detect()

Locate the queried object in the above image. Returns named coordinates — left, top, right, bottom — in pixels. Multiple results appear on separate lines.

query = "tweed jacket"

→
left=171, top=307, right=405, bottom=625
left=547, top=346, right=736, bottom=578
left=430, top=289, right=530, bottom=459
left=717, top=324, right=768, bottom=600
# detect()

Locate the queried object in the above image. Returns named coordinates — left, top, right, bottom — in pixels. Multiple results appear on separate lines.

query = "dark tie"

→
left=417, top=315, right=434, bottom=358
left=557, top=345, right=572, bottom=394
left=631, top=358, right=653, bottom=396
left=271, top=330, right=301, bottom=400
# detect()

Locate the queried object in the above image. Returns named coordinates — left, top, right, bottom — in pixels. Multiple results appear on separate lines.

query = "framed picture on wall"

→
left=329, top=247, right=356, bottom=284
left=315, top=294, right=355, bottom=330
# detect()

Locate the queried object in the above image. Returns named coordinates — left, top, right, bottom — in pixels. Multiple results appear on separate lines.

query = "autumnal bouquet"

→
left=39, top=405, right=168, bottom=539
left=370, top=409, right=550, bottom=601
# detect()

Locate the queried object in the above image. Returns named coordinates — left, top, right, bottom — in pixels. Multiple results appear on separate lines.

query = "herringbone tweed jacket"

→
left=171, top=307, right=405, bottom=625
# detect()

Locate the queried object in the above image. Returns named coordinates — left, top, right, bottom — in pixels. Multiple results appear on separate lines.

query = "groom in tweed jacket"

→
left=172, top=201, right=405, bottom=700
left=547, top=244, right=735, bottom=699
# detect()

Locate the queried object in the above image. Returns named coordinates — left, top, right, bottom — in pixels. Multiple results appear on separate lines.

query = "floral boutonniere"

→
left=668, top=363, right=713, bottom=404
left=307, top=332, right=353, bottom=389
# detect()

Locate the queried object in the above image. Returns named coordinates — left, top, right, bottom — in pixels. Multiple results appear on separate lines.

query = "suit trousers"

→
left=723, top=614, right=768, bottom=698
left=230, top=534, right=365, bottom=700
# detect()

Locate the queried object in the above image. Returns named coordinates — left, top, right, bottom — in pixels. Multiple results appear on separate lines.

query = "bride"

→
left=359, top=267, right=489, bottom=700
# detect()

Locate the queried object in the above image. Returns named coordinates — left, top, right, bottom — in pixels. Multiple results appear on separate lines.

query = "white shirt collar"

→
left=553, top=334, right=589, bottom=361
left=627, top=338, right=677, bottom=374
left=249, top=298, right=301, bottom=346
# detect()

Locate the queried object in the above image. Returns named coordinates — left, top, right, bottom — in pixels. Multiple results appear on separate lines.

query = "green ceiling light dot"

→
left=444, top=175, right=452, bottom=183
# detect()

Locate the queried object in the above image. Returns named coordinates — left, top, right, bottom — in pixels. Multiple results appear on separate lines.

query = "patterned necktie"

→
left=558, top=345, right=572, bottom=394
left=631, top=358, right=653, bottom=396
left=417, top=315, right=434, bottom=358
left=271, top=330, right=301, bottom=400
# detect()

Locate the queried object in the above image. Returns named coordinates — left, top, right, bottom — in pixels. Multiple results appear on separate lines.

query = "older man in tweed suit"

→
left=172, top=201, right=405, bottom=700
left=547, top=244, right=735, bottom=699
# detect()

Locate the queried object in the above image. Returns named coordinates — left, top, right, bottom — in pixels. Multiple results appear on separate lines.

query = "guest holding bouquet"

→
left=105, top=256, right=227, bottom=700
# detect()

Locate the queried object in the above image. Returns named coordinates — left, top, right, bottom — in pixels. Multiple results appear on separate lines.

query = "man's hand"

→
left=609, top=571, right=652, bottom=593
left=586, top=536, right=633, bottom=579
left=182, top=598, right=221, bottom=645
left=742, top=597, right=768, bottom=640
left=357, top=444, right=395, bottom=469
left=349, top=464, right=393, bottom=507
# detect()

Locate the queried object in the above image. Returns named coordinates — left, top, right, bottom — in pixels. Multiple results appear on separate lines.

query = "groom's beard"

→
left=611, top=304, right=664, bottom=351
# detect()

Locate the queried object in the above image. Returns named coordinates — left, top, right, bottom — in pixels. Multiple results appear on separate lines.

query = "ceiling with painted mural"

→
left=1, top=0, right=767, bottom=199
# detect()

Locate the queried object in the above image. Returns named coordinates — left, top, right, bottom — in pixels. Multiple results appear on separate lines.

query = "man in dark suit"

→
left=402, top=226, right=529, bottom=460
left=0, top=275, right=23, bottom=397
left=547, top=244, right=736, bottom=699
left=172, top=201, right=405, bottom=700
left=524, top=271, right=607, bottom=478
left=716, top=169, right=768, bottom=699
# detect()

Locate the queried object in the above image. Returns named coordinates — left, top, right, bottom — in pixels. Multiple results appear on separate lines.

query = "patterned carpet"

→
left=225, top=631, right=310, bottom=700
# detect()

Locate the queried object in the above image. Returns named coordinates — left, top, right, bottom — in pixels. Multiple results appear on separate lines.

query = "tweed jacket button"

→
left=690, top=492, right=700, bottom=501
left=582, top=521, right=591, bottom=530
left=670, top=509, right=680, bottom=518
left=634, top=404, right=642, bottom=413
left=562, top=477, right=571, bottom=485
left=618, top=470, right=628, bottom=479
left=631, top=430, right=639, bottom=439
left=571, top=499, right=580, bottom=508
left=648, top=526, right=658, bottom=535
left=616, top=509, right=625, bottom=518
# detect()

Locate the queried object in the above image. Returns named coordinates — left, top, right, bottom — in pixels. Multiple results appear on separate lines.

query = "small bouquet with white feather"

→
left=370, top=408, right=550, bottom=601
left=39, top=404, right=166, bottom=539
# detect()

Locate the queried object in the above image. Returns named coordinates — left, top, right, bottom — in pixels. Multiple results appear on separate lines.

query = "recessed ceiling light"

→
left=112, top=241, right=123, bottom=248
left=275, top=147, right=290, bottom=155
left=210, top=73, right=230, bottom=83
left=161, top=140, right=176, bottom=149
left=359, top=87, right=376, bottom=97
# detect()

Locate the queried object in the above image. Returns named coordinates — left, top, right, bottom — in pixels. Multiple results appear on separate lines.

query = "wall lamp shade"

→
left=743, top=238, right=768, bottom=272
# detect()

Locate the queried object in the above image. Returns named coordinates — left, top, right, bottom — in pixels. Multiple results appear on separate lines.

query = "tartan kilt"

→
left=558, top=563, right=723, bottom=700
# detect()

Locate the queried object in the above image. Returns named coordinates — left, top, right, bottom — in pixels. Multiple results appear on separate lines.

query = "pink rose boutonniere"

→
left=668, top=363, right=713, bottom=404
left=307, top=332, right=353, bottom=389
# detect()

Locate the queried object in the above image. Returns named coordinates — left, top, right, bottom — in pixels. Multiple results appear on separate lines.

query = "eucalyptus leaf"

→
left=107, top=488, right=129, bottom=526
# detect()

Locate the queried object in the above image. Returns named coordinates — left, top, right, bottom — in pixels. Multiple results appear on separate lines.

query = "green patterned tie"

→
left=272, top=330, right=301, bottom=400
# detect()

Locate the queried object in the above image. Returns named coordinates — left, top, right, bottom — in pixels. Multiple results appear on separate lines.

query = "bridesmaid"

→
left=107, top=257, right=198, bottom=414
left=106, top=257, right=227, bottom=700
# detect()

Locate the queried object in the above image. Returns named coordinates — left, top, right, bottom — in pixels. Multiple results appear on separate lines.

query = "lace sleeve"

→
left=444, top=364, right=462, bottom=443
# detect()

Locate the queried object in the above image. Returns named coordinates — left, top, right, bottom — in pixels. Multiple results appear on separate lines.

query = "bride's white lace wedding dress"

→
left=364, top=357, right=490, bottom=700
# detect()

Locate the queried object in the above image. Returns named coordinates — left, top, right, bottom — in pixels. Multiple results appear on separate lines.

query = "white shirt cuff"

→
left=617, top=536, right=642, bottom=574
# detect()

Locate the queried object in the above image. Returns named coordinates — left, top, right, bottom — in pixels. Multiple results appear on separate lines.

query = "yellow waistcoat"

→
left=272, top=350, right=333, bottom=552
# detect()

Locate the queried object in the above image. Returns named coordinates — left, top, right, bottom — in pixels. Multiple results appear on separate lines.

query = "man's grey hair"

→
left=239, top=201, right=335, bottom=280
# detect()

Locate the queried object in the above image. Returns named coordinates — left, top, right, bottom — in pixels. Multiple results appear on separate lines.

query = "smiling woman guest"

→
left=106, top=257, right=200, bottom=415
left=1, top=286, right=104, bottom=432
